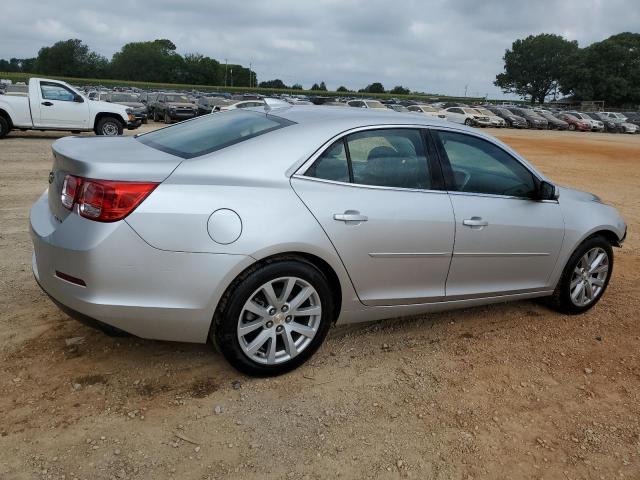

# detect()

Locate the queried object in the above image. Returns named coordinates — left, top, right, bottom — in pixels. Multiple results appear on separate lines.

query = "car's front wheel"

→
left=213, top=259, right=334, bottom=376
left=96, top=116, right=123, bottom=136
left=548, top=236, right=613, bottom=314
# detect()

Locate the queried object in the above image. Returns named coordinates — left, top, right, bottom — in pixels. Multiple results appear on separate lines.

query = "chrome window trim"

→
left=290, top=174, right=449, bottom=196
left=447, top=190, right=559, bottom=203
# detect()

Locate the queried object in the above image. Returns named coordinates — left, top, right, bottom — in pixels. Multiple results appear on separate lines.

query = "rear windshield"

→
left=136, top=110, right=294, bottom=158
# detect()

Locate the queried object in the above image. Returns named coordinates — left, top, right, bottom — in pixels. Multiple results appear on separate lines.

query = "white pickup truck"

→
left=0, top=78, right=141, bottom=139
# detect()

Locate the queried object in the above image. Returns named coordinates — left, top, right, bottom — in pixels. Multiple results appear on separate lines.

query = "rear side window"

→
left=137, top=110, right=294, bottom=159
left=305, top=140, right=349, bottom=183
left=306, top=129, right=432, bottom=190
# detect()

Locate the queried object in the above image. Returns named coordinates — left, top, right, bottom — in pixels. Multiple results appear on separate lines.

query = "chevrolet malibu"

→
left=31, top=103, right=627, bottom=376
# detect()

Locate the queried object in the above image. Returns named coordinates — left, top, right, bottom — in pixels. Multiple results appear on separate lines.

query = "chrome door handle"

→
left=463, top=217, right=488, bottom=227
left=41, top=101, right=54, bottom=106
left=333, top=210, right=368, bottom=223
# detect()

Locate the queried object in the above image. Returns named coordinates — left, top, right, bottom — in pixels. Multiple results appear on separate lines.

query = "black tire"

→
left=164, top=112, right=172, bottom=124
left=95, top=116, right=123, bottom=136
left=212, top=259, right=334, bottom=376
left=568, top=123, right=576, bottom=131
left=0, top=116, right=10, bottom=139
left=547, top=235, right=614, bottom=315
left=464, top=118, right=472, bottom=126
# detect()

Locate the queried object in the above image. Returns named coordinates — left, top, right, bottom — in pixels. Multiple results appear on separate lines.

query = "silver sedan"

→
left=31, top=102, right=627, bottom=375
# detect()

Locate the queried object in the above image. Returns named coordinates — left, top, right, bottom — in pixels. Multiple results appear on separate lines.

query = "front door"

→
left=36, top=81, right=88, bottom=129
left=433, top=129, right=565, bottom=298
left=292, top=128, right=455, bottom=306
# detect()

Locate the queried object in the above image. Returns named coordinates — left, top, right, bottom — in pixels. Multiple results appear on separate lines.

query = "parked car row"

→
left=78, top=86, right=640, bottom=134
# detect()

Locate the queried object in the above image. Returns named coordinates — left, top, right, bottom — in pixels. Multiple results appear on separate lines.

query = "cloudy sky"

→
left=1, top=0, right=639, bottom=98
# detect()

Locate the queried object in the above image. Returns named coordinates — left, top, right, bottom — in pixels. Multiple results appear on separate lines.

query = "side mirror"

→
left=537, top=180, right=559, bottom=201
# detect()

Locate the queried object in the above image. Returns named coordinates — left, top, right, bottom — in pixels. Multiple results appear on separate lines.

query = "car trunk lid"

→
left=48, top=136, right=182, bottom=222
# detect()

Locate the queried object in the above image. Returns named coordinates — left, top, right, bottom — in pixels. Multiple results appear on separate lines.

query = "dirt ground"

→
left=0, top=124, right=639, bottom=480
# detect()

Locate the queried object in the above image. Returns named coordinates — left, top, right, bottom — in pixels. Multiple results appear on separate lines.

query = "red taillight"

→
left=61, top=174, right=81, bottom=209
left=60, top=175, right=158, bottom=222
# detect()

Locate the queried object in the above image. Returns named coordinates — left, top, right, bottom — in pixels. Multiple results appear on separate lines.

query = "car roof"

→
left=264, top=104, right=449, bottom=130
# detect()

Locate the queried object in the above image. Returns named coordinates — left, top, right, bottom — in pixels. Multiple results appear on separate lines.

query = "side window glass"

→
left=438, top=131, right=536, bottom=198
left=40, top=83, right=75, bottom=102
left=306, top=140, right=349, bottom=183
left=347, top=129, right=430, bottom=189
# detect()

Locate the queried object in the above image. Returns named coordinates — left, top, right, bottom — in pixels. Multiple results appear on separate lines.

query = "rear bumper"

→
left=30, top=191, right=253, bottom=343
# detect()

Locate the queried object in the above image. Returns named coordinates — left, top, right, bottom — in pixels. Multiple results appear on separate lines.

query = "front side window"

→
left=436, top=131, right=536, bottom=198
left=40, top=82, right=76, bottom=102
left=307, top=129, right=431, bottom=190
left=137, top=110, right=294, bottom=159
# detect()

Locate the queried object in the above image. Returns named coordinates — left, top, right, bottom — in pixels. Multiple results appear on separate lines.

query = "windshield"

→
left=137, top=110, right=294, bottom=159
left=476, top=108, right=493, bottom=116
left=365, top=100, right=386, bottom=109
left=165, top=94, right=190, bottom=103
left=111, top=93, right=139, bottom=102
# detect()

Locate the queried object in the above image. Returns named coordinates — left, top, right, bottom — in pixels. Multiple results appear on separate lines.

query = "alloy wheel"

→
left=569, top=247, right=609, bottom=307
left=237, top=276, right=322, bottom=365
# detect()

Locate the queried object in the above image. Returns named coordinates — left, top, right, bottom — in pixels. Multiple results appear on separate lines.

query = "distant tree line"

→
left=0, top=38, right=419, bottom=94
left=257, top=79, right=413, bottom=94
left=0, top=38, right=256, bottom=87
left=495, top=32, right=640, bottom=106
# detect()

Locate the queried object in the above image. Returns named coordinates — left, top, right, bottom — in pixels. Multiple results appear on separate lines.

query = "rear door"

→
left=432, top=129, right=564, bottom=298
left=291, top=127, right=455, bottom=306
left=35, top=81, right=89, bottom=129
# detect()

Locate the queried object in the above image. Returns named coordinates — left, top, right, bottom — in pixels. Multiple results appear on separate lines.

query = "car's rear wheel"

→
left=212, top=259, right=334, bottom=376
left=464, top=118, right=472, bottom=126
left=0, top=116, right=10, bottom=139
left=96, top=117, right=123, bottom=136
left=568, top=123, right=576, bottom=131
left=547, top=236, right=613, bottom=314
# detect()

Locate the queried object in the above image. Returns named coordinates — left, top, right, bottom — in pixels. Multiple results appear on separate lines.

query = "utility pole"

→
left=230, top=68, right=233, bottom=87
left=249, top=62, right=252, bottom=88
left=224, top=59, right=228, bottom=87
left=464, top=84, right=468, bottom=97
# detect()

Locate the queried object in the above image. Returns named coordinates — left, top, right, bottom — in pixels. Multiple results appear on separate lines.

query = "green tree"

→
left=35, top=39, right=109, bottom=77
left=291, top=83, right=303, bottom=90
left=259, top=79, right=288, bottom=89
left=336, top=86, right=349, bottom=92
left=111, top=39, right=183, bottom=82
left=495, top=33, right=578, bottom=104
left=182, top=53, right=220, bottom=85
left=361, top=82, right=385, bottom=94
left=390, top=85, right=410, bottom=95
left=560, top=32, right=640, bottom=106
